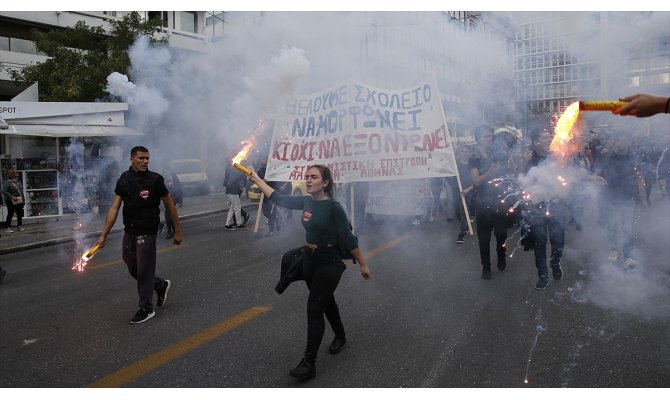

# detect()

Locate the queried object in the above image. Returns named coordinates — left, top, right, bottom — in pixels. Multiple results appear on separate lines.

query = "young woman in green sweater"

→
left=248, top=164, right=371, bottom=381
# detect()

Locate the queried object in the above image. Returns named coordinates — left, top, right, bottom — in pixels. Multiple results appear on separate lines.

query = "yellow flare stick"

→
left=81, top=244, right=101, bottom=262
left=578, top=100, right=628, bottom=111
left=233, top=163, right=252, bottom=175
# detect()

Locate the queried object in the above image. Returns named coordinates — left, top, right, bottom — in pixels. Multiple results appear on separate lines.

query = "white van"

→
left=171, top=159, right=210, bottom=195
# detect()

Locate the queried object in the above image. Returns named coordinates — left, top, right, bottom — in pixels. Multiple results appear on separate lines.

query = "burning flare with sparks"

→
left=232, top=118, right=267, bottom=165
left=549, top=102, right=581, bottom=162
left=73, top=244, right=101, bottom=272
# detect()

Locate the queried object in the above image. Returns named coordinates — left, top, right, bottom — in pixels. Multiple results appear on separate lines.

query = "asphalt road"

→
left=0, top=203, right=669, bottom=388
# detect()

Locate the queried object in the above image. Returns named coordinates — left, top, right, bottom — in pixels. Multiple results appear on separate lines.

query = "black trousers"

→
left=5, top=202, right=24, bottom=228
left=529, top=204, right=567, bottom=278
left=475, top=205, right=508, bottom=269
left=456, top=191, right=474, bottom=235
left=302, top=246, right=346, bottom=359
left=262, top=201, right=280, bottom=233
left=122, top=233, right=165, bottom=310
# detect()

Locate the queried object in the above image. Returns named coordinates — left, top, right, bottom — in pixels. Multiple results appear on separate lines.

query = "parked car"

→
left=248, top=181, right=307, bottom=202
left=171, top=158, right=210, bottom=196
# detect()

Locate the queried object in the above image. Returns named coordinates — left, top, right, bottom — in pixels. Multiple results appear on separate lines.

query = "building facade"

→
left=512, top=11, right=670, bottom=130
left=0, top=11, right=221, bottom=220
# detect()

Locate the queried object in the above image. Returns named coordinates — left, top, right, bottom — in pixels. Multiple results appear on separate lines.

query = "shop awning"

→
left=0, top=124, right=144, bottom=137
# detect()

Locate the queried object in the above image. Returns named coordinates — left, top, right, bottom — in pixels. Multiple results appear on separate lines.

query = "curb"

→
left=0, top=205, right=258, bottom=255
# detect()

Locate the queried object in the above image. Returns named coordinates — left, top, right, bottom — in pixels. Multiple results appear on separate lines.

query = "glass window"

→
left=10, top=38, right=38, bottom=54
left=0, top=36, right=9, bottom=51
left=178, top=11, right=197, bottom=33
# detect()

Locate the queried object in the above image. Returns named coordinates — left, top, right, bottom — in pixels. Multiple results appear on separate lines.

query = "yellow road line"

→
left=85, top=234, right=407, bottom=387
left=88, top=245, right=186, bottom=271
left=87, top=306, right=271, bottom=388
left=365, top=234, right=410, bottom=260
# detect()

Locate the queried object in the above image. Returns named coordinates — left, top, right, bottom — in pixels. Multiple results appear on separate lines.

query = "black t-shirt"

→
left=115, top=167, right=169, bottom=235
left=223, top=166, right=245, bottom=195
left=468, top=148, right=508, bottom=207
left=599, top=152, right=639, bottom=202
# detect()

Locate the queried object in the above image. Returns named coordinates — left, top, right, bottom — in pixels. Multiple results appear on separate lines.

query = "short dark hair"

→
left=130, top=146, right=149, bottom=157
left=474, top=125, right=493, bottom=144
left=529, top=127, right=549, bottom=144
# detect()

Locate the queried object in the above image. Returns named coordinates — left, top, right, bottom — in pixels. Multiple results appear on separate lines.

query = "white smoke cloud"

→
left=105, top=71, right=169, bottom=131
left=99, top=12, right=669, bottom=323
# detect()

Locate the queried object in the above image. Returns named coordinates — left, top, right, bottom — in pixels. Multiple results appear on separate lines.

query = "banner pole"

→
left=350, top=183, right=356, bottom=233
left=431, top=74, right=473, bottom=235
left=253, top=193, right=264, bottom=233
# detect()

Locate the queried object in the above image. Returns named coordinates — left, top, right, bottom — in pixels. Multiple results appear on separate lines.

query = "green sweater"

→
left=269, top=192, right=358, bottom=253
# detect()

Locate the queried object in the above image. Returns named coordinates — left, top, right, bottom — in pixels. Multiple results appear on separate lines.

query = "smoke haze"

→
left=102, top=11, right=669, bottom=320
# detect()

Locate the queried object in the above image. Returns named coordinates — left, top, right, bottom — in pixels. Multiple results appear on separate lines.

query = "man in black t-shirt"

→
left=97, top=146, right=182, bottom=324
left=468, top=125, right=514, bottom=279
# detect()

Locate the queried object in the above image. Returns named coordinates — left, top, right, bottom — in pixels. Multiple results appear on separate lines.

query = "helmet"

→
left=493, top=126, right=523, bottom=147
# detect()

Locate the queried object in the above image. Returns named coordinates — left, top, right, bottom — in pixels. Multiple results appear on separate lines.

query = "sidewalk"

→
left=0, top=192, right=255, bottom=255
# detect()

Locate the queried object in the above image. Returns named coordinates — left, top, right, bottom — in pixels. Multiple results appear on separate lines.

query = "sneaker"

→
left=608, top=250, right=618, bottom=261
left=129, top=308, right=155, bottom=324
left=264, top=231, right=274, bottom=237
left=535, top=276, right=549, bottom=291
left=428, top=215, right=434, bottom=222
left=157, top=280, right=171, bottom=307
left=4, top=228, right=13, bottom=233
left=456, top=233, right=466, bottom=244
left=236, top=224, right=249, bottom=231
left=411, top=219, right=421, bottom=226
left=481, top=268, right=492, bottom=280
left=623, top=258, right=640, bottom=269
left=18, top=227, right=25, bottom=232
left=224, top=225, right=236, bottom=231
left=551, top=264, right=563, bottom=280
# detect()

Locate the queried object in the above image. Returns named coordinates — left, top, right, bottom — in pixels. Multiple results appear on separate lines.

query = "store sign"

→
left=0, top=102, right=128, bottom=126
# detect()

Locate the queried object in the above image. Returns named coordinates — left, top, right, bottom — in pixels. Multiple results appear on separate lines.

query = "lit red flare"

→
left=82, top=244, right=101, bottom=262
left=233, top=163, right=253, bottom=176
left=231, top=118, right=267, bottom=166
left=579, top=100, right=628, bottom=111
left=72, top=244, right=101, bottom=272
left=550, top=102, right=581, bottom=164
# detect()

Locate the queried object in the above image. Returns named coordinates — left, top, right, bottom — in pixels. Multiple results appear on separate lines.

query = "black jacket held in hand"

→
left=275, top=246, right=304, bottom=294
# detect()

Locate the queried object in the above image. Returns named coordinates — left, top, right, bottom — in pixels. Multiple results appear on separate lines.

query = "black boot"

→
left=329, top=335, right=347, bottom=354
left=289, top=355, right=316, bottom=380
